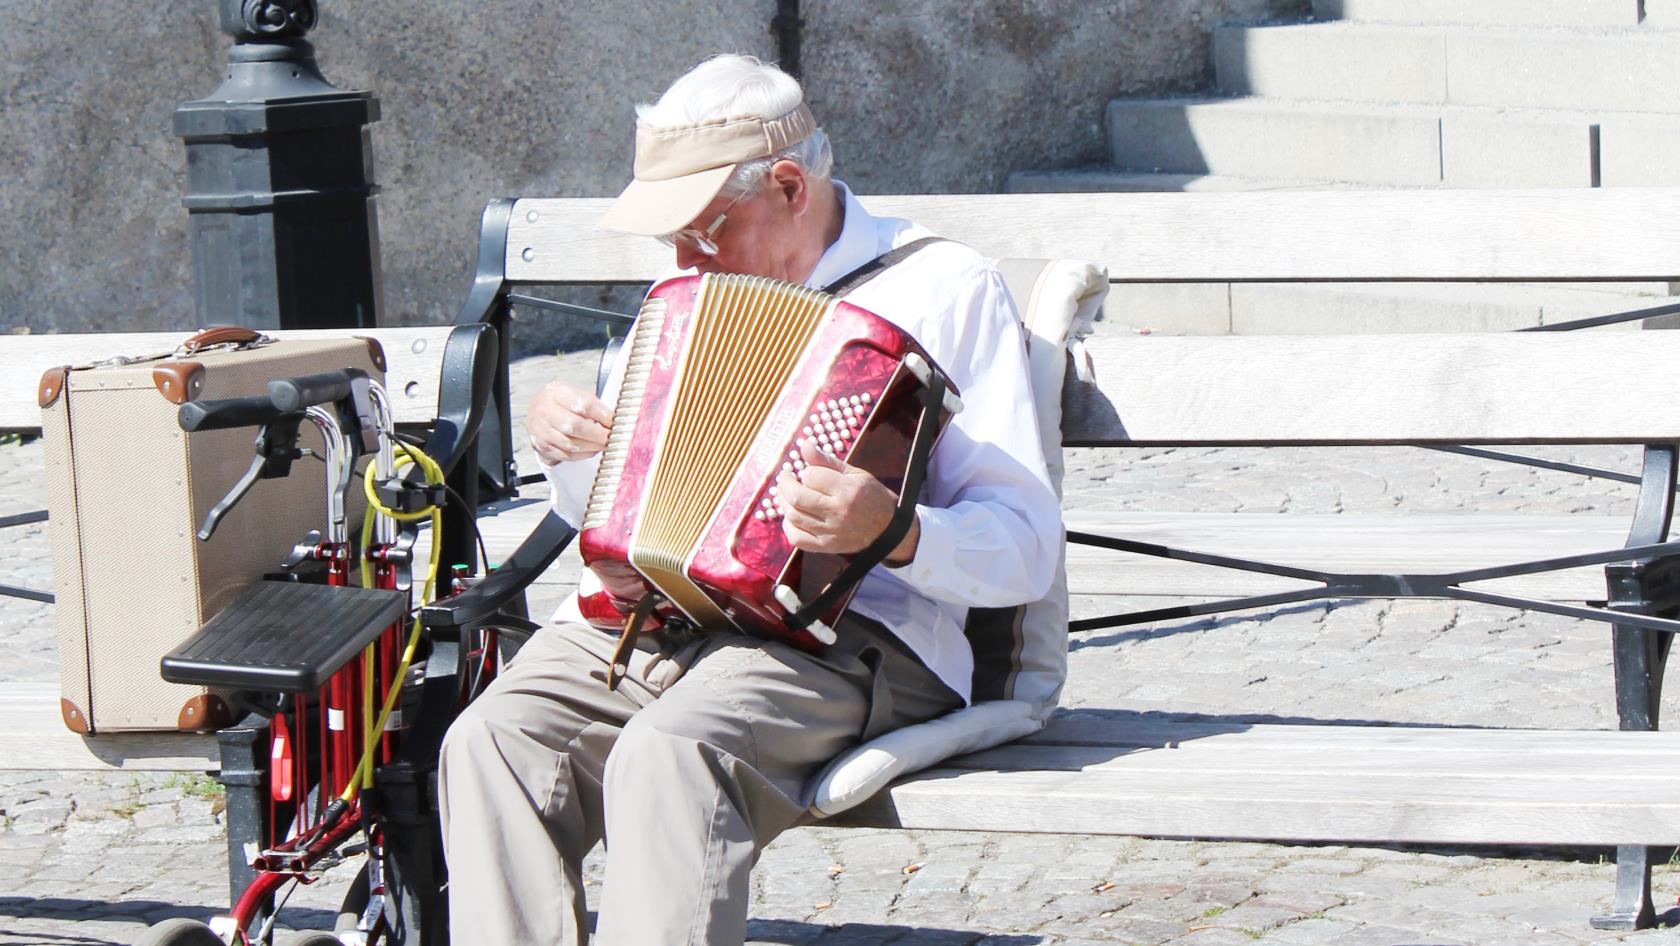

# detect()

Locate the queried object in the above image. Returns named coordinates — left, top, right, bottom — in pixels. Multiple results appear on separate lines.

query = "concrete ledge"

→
left=1111, top=281, right=1674, bottom=336
left=1106, top=97, right=1442, bottom=185
left=1217, top=23, right=1680, bottom=113
left=1228, top=281, right=1675, bottom=334
left=1444, top=30, right=1680, bottom=111
left=1440, top=114, right=1596, bottom=188
left=1313, top=0, right=1641, bottom=27
left=1104, top=95, right=1664, bottom=189
left=1214, top=22, right=1447, bottom=102
left=1106, top=284, right=1232, bottom=335
left=1649, top=0, right=1680, bottom=28
left=1002, top=169, right=1354, bottom=194
left=1599, top=113, right=1680, bottom=185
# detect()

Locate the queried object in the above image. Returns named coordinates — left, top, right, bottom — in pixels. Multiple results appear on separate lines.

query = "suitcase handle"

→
left=180, top=326, right=266, bottom=354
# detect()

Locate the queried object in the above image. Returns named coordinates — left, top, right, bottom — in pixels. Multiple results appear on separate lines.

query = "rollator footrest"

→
left=161, top=581, right=406, bottom=693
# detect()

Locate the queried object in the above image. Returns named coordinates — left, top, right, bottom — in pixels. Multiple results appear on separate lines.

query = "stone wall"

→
left=0, top=0, right=1304, bottom=343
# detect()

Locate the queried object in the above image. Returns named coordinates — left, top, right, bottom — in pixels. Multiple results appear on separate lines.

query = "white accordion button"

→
left=860, top=392, right=872, bottom=404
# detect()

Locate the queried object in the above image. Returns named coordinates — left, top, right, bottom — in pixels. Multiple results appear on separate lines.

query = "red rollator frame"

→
left=146, top=371, right=450, bottom=946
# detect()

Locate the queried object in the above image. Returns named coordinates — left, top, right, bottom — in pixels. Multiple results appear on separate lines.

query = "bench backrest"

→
left=496, top=189, right=1680, bottom=448
left=503, top=190, right=1680, bottom=284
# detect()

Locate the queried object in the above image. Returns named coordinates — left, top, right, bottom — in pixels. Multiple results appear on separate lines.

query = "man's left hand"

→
left=776, top=441, right=920, bottom=565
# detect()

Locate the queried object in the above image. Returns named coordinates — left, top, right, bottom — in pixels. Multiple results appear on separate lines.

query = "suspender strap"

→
left=823, top=236, right=950, bottom=297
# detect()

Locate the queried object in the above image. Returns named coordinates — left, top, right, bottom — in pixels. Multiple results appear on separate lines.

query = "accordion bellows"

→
left=578, top=273, right=957, bottom=650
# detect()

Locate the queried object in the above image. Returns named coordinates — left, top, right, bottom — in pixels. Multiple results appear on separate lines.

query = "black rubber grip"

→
left=267, top=369, right=363, bottom=412
left=178, top=395, right=294, bottom=432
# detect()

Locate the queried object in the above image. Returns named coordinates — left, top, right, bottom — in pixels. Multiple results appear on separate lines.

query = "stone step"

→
left=1214, top=22, right=1680, bottom=113
left=1002, top=169, right=1353, bottom=194
left=1106, top=97, right=1622, bottom=187
left=1106, top=281, right=1680, bottom=336
left=1312, top=0, right=1643, bottom=28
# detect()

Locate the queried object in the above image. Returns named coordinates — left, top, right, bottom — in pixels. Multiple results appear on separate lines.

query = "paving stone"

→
left=1166, top=927, right=1265, bottom=946
left=1074, top=915, right=1185, bottom=944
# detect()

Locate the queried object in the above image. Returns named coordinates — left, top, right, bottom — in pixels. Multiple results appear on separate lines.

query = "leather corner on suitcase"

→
left=38, top=365, right=69, bottom=408
left=359, top=335, right=388, bottom=372
left=177, top=693, right=232, bottom=731
left=61, top=698, right=90, bottom=734
left=152, top=362, right=205, bottom=405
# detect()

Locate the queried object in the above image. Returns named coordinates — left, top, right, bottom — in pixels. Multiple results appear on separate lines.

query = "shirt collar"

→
left=804, top=180, right=881, bottom=290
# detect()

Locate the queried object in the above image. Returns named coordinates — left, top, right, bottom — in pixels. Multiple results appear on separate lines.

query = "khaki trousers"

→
left=436, top=615, right=961, bottom=946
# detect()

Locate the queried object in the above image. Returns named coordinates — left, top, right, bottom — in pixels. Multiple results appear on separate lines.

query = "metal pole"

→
left=174, top=0, right=384, bottom=330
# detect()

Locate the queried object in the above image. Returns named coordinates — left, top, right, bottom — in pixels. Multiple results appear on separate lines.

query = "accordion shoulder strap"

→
left=823, top=236, right=950, bottom=297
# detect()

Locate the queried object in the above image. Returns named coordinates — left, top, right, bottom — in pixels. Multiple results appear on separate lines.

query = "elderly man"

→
left=438, top=55, right=1060, bottom=945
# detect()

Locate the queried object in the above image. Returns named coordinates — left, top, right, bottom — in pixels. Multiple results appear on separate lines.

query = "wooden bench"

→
left=8, top=188, right=1680, bottom=931
left=457, top=187, right=1680, bottom=930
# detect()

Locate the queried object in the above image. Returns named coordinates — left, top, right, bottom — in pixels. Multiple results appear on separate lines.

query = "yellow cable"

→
left=339, top=442, right=447, bottom=802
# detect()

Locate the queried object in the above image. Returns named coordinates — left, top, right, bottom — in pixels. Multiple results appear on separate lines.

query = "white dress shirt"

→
left=542, top=181, right=1062, bottom=703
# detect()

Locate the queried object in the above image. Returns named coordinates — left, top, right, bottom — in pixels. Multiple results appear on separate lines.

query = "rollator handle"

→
left=178, top=394, right=299, bottom=433
left=267, top=368, right=368, bottom=413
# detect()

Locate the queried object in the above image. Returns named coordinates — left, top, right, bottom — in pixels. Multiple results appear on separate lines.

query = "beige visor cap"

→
left=598, top=104, right=817, bottom=236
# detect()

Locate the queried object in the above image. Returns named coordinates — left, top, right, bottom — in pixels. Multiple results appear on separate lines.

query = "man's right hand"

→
left=528, top=381, right=614, bottom=464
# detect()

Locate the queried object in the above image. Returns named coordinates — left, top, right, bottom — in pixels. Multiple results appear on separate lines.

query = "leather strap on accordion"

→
left=822, top=236, right=950, bottom=297
left=770, top=235, right=950, bottom=634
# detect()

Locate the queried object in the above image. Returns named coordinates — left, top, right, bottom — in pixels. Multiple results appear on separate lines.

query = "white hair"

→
left=637, top=54, right=833, bottom=201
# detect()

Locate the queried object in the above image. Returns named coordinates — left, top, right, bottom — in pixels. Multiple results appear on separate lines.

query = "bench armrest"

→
left=421, top=509, right=576, bottom=630
left=415, top=322, right=499, bottom=481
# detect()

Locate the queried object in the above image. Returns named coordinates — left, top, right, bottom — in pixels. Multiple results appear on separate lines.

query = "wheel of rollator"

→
left=335, top=859, right=371, bottom=934
left=277, top=931, right=342, bottom=946
left=134, top=918, right=224, bottom=946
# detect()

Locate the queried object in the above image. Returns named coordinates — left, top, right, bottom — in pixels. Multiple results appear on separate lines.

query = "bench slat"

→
left=1064, top=332, right=1680, bottom=445
left=506, top=189, right=1680, bottom=284
left=952, top=741, right=1680, bottom=778
left=2, top=327, right=456, bottom=434
left=1022, top=716, right=1651, bottom=751
left=437, top=501, right=1623, bottom=603
left=835, top=736, right=1680, bottom=845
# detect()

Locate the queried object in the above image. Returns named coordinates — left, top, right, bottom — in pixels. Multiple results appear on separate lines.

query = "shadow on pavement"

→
left=1068, top=600, right=1337, bottom=650
left=0, top=897, right=337, bottom=942
left=747, top=918, right=1040, bottom=943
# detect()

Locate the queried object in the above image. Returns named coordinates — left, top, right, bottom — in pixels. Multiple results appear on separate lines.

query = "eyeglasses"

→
left=656, top=190, right=748, bottom=257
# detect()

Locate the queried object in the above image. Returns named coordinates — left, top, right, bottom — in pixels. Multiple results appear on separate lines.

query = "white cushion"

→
left=808, top=699, right=1040, bottom=817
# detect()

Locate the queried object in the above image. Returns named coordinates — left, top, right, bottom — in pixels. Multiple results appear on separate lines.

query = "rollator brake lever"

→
left=181, top=398, right=308, bottom=542
left=198, top=453, right=267, bottom=542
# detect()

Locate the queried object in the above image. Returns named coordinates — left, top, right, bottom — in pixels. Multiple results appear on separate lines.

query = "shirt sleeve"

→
left=885, top=265, right=1062, bottom=608
left=541, top=336, right=630, bottom=527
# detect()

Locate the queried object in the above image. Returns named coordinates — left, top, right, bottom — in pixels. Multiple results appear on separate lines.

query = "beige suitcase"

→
left=41, top=328, right=385, bottom=733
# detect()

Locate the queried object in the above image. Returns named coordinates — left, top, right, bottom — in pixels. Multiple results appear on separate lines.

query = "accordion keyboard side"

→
left=582, top=294, right=667, bottom=532
left=631, top=276, right=833, bottom=625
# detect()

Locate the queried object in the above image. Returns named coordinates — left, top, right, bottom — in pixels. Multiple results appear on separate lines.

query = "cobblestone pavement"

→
left=5, top=350, right=1680, bottom=944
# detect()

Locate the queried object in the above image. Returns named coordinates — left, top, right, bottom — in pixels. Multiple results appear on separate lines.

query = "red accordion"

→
left=578, top=273, right=961, bottom=651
